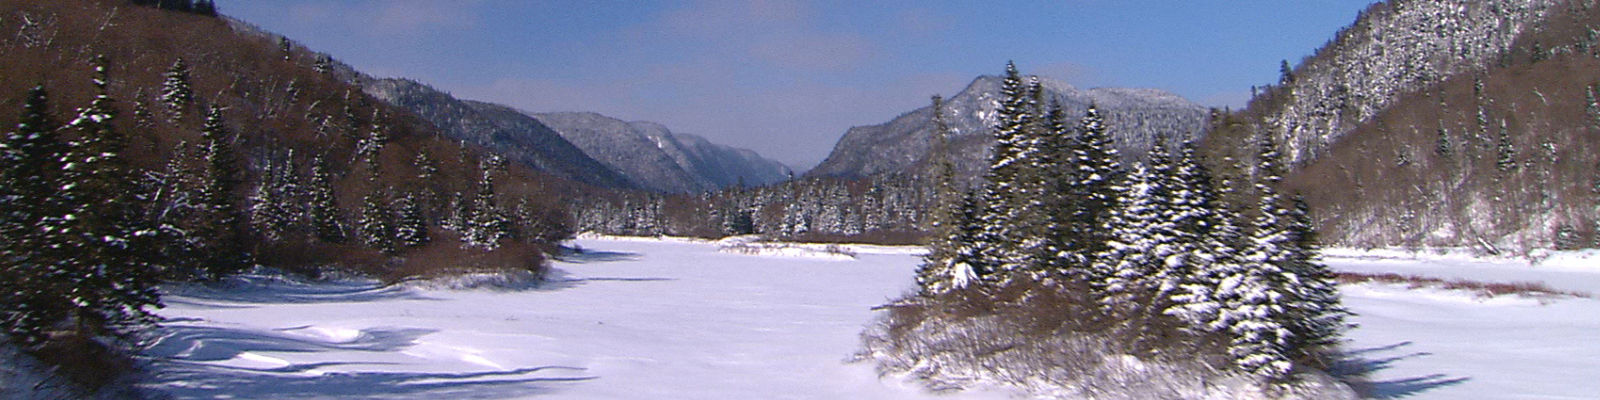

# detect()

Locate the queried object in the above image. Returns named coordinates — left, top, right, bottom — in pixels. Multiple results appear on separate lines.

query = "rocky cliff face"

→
left=805, top=75, right=1209, bottom=184
left=533, top=112, right=791, bottom=193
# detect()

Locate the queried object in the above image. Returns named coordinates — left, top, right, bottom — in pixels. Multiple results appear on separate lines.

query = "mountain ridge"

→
left=807, top=74, right=1210, bottom=183
left=531, top=111, right=792, bottom=193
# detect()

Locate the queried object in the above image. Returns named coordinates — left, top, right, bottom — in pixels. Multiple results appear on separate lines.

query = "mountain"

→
left=806, top=75, right=1209, bottom=183
left=1209, top=0, right=1592, bottom=252
left=359, top=79, right=633, bottom=189
left=532, top=112, right=792, bottom=193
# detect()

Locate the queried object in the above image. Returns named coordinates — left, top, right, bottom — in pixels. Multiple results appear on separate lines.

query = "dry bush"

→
left=386, top=236, right=548, bottom=283
left=1336, top=272, right=1590, bottom=298
left=859, top=278, right=1354, bottom=398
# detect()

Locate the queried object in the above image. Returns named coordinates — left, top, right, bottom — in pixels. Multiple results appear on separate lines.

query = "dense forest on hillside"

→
left=1200, top=0, right=1600, bottom=253
left=0, top=0, right=581, bottom=389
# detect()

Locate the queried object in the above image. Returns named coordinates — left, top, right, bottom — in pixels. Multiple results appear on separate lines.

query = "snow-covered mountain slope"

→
left=806, top=75, right=1209, bottom=183
left=360, top=79, right=634, bottom=189
left=136, top=238, right=1599, bottom=399
left=532, top=112, right=792, bottom=193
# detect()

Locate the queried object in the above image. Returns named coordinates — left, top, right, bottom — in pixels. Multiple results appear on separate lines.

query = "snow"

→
left=139, top=237, right=1008, bottom=399
left=135, top=238, right=1600, bottom=399
left=1326, top=248, right=1600, bottom=400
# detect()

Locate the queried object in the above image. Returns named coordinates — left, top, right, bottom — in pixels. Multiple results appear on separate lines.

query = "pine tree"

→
left=1586, top=84, right=1600, bottom=131
left=1055, top=105, right=1121, bottom=281
left=1495, top=120, right=1516, bottom=173
left=969, top=62, right=1040, bottom=279
left=1281, top=195, right=1349, bottom=364
left=916, top=192, right=987, bottom=294
left=394, top=191, right=429, bottom=249
left=193, top=106, right=246, bottom=277
left=0, top=86, right=73, bottom=344
left=161, top=58, right=194, bottom=121
left=59, top=56, right=162, bottom=332
left=1165, top=164, right=1247, bottom=333
left=924, top=93, right=960, bottom=237
left=1227, top=135, right=1300, bottom=381
left=1093, top=163, right=1172, bottom=318
left=307, top=155, right=343, bottom=243
left=357, top=111, right=388, bottom=181
left=357, top=189, right=396, bottom=253
left=249, top=153, right=298, bottom=242
left=462, top=156, right=509, bottom=250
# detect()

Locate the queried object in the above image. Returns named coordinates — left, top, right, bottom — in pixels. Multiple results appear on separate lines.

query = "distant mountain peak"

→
left=532, top=111, right=790, bottom=193
left=806, top=74, right=1209, bottom=182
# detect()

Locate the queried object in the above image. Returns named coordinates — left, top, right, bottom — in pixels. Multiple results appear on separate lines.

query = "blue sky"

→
left=219, top=0, right=1377, bottom=170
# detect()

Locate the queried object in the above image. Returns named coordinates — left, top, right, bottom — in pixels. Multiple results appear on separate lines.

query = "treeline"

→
left=572, top=172, right=938, bottom=244
left=861, top=63, right=1350, bottom=396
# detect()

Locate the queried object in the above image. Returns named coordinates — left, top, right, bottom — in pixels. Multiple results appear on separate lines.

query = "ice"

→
left=134, top=238, right=1599, bottom=399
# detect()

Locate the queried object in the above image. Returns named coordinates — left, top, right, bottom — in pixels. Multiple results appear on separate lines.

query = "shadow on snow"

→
left=1333, top=341, right=1470, bottom=399
left=139, top=323, right=595, bottom=399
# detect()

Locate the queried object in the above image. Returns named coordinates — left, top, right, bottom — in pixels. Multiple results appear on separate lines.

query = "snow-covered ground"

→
left=1323, top=251, right=1600, bottom=400
left=137, top=237, right=1600, bottom=399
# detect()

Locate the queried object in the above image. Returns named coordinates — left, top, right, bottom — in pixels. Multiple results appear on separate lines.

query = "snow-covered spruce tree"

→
left=306, top=155, right=343, bottom=243
left=59, top=57, right=162, bottom=333
left=1093, top=163, right=1175, bottom=318
left=1282, top=195, right=1349, bottom=365
left=915, top=191, right=987, bottom=295
left=969, top=62, right=1040, bottom=280
left=192, top=106, right=248, bottom=277
left=357, top=112, right=388, bottom=181
left=1229, top=135, right=1301, bottom=381
left=1054, top=105, right=1122, bottom=282
left=249, top=152, right=299, bottom=242
left=1164, top=141, right=1242, bottom=329
left=461, top=156, right=509, bottom=250
left=0, top=86, right=73, bottom=345
left=160, top=58, right=194, bottom=122
left=357, top=188, right=396, bottom=254
left=394, top=191, right=430, bottom=249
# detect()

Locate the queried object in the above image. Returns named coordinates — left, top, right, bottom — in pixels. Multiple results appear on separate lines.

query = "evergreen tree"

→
left=1281, top=195, right=1349, bottom=363
left=1586, top=84, right=1600, bottom=131
left=307, top=155, right=343, bottom=243
left=916, top=192, right=986, bottom=294
left=1435, top=125, right=1453, bottom=158
left=461, top=156, right=509, bottom=250
left=1165, top=172, right=1248, bottom=333
left=357, top=112, right=388, bottom=181
left=357, top=189, right=396, bottom=253
left=161, top=58, right=194, bottom=121
left=1093, top=163, right=1174, bottom=318
left=1055, top=105, right=1121, bottom=281
left=59, top=57, right=162, bottom=332
left=394, top=190, right=430, bottom=249
left=971, top=62, right=1039, bottom=279
left=1228, top=135, right=1300, bottom=381
left=1495, top=120, right=1516, bottom=173
left=193, top=106, right=246, bottom=276
left=249, top=152, right=298, bottom=242
left=0, top=86, right=72, bottom=344
left=924, top=94, right=960, bottom=239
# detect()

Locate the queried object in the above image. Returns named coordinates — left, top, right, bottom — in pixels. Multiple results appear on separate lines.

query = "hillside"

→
left=0, top=0, right=585, bottom=278
left=1205, top=0, right=1597, bottom=252
left=359, top=79, right=634, bottom=190
left=1283, top=0, right=1600, bottom=251
left=532, top=111, right=790, bottom=193
left=806, top=75, right=1209, bottom=184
